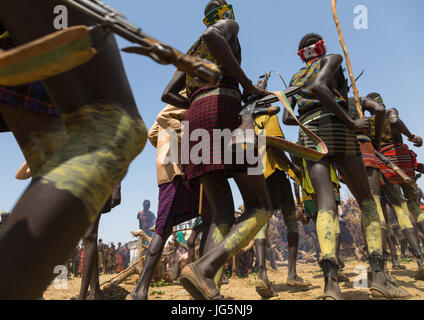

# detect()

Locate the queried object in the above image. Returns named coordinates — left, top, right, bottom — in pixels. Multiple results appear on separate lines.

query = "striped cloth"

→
left=359, top=141, right=379, bottom=169
left=290, top=57, right=348, bottom=117
left=298, top=107, right=361, bottom=157
left=377, top=144, right=417, bottom=184
left=154, top=175, right=202, bottom=235
left=182, top=88, right=248, bottom=182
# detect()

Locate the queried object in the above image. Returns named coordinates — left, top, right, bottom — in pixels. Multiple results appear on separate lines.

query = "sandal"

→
left=256, top=279, right=277, bottom=299
left=370, top=282, right=411, bottom=300
left=180, top=263, right=222, bottom=300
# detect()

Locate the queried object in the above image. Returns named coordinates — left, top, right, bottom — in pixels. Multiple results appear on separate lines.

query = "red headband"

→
left=297, top=40, right=327, bottom=61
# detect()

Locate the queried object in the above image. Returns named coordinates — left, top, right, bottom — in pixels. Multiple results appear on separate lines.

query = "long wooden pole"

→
left=331, top=0, right=363, bottom=118
left=331, top=1, right=417, bottom=190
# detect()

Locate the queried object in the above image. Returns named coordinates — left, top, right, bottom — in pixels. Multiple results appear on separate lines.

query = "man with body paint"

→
left=161, top=0, right=272, bottom=300
left=78, top=187, right=121, bottom=300
left=295, top=157, right=349, bottom=282
left=126, top=100, right=211, bottom=300
left=0, top=1, right=147, bottom=299
left=284, top=33, right=408, bottom=299
left=347, top=93, right=424, bottom=281
left=375, top=97, right=424, bottom=261
left=252, top=113, right=312, bottom=299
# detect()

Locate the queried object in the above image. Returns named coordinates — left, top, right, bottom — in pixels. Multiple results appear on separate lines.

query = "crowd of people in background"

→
left=68, top=241, right=131, bottom=278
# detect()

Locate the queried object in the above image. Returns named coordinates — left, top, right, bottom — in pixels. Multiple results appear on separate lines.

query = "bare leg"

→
left=335, top=232, right=343, bottom=268
left=336, top=156, right=409, bottom=298
left=283, top=202, right=310, bottom=286
left=254, top=238, right=270, bottom=283
left=78, top=214, right=101, bottom=300
left=266, top=237, right=277, bottom=270
left=187, top=224, right=203, bottom=264
left=386, top=185, right=424, bottom=278
left=88, top=256, right=101, bottom=300
left=130, top=217, right=174, bottom=300
left=194, top=174, right=235, bottom=288
left=306, top=157, right=342, bottom=299
left=180, top=171, right=272, bottom=299
left=382, top=201, right=405, bottom=270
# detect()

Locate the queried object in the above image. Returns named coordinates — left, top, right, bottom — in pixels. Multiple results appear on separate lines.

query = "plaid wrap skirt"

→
left=182, top=88, right=248, bottom=181
left=155, top=175, right=203, bottom=235
left=299, top=107, right=361, bottom=157
left=377, top=144, right=417, bottom=184
left=0, top=36, right=58, bottom=132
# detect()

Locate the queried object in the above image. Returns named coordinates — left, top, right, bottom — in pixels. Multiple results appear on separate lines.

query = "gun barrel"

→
left=255, top=86, right=301, bottom=107
left=61, top=0, right=221, bottom=85
left=62, top=0, right=152, bottom=47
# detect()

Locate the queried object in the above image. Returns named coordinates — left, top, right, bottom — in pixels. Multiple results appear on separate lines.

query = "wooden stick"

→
left=100, top=259, right=139, bottom=289
left=331, top=0, right=363, bottom=118
left=131, top=229, right=152, bottom=243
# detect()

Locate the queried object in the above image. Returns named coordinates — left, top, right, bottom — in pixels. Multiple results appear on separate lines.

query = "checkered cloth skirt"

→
left=0, top=35, right=58, bottom=132
left=182, top=88, right=247, bottom=181
left=377, top=143, right=417, bottom=184
left=155, top=176, right=202, bottom=235
left=298, top=107, right=361, bottom=157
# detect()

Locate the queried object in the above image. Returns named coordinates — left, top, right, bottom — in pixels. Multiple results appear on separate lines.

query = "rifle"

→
left=61, top=0, right=222, bottom=85
left=229, top=85, right=301, bottom=152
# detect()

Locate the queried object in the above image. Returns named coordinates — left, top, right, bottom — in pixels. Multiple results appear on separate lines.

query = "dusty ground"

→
left=43, top=258, right=424, bottom=300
